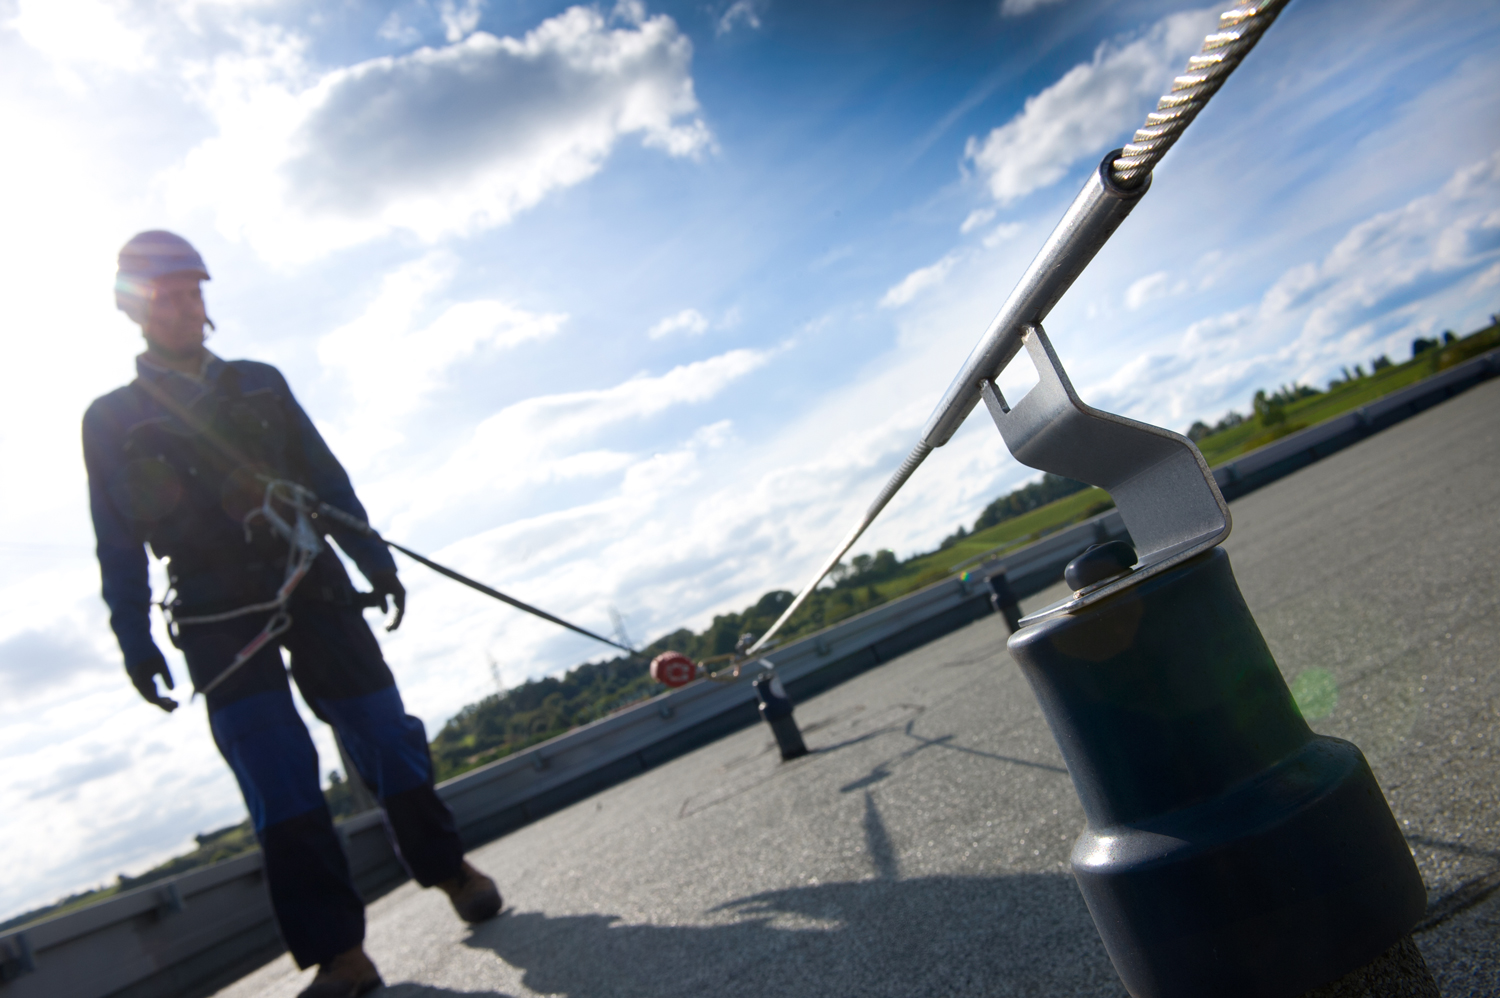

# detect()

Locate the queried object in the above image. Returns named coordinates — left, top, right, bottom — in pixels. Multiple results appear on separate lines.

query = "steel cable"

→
left=747, top=441, right=932, bottom=656
left=1111, top=0, right=1291, bottom=188
left=745, top=0, right=1292, bottom=657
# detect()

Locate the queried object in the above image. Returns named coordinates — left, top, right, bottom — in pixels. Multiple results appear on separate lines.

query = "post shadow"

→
left=378, top=872, right=1126, bottom=998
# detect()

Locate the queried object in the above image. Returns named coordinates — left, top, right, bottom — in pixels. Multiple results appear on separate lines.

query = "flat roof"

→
left=217, top=378, right=1500, bottom=998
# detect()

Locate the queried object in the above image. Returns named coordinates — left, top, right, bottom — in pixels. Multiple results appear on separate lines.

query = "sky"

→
left=0, top=0, right=1496, bottom=919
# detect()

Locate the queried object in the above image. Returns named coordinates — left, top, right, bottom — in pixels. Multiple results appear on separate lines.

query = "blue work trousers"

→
left=176, top=601, right=464, bottom=969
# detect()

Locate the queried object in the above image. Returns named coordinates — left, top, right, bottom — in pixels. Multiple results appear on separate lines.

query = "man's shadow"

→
left=384, top=872, right=1126, bottom=998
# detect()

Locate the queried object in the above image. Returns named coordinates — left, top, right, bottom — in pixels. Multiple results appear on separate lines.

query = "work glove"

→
left=369, top=570, right=406, bottom=632
left=127, top=647, right=179, bottom=713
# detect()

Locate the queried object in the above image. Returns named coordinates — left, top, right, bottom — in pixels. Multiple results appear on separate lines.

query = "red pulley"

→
left=650, top=651, right=698, bottom=688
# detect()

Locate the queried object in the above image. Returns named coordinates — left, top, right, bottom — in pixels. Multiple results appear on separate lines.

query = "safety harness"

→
left=131, top=374, right=636, bottom=701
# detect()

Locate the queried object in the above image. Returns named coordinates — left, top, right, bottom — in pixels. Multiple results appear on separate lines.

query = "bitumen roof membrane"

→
left=215, top=379, right=1500, bottom=998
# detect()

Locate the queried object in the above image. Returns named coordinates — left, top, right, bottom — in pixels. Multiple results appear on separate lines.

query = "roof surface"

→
left=217, top=379, right=1500, bottom=998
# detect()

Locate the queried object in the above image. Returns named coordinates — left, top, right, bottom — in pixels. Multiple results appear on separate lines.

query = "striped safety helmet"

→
left=115, top=231, right=211, bottom=324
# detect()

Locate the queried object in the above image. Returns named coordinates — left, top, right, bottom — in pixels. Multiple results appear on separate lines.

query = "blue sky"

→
left=0, top=0, right=1496, bottom=919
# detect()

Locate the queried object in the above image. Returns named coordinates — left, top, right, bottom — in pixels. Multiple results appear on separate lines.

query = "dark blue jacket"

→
left=83, top=355, right=396, bottom=667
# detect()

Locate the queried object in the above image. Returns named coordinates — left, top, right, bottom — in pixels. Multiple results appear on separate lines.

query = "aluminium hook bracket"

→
left=981, top=323, right=1230, bottom=625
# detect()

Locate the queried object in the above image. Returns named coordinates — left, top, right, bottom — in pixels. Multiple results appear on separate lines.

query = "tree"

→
left=1253, top=389, right=1286, bottom=427
left=971, top=473, right=1087, bottom=532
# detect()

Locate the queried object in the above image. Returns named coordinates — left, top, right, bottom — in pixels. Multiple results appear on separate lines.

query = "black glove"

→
left=369, top=570, right=406, bottom=632
left=127, top=647, right=179, bottom=713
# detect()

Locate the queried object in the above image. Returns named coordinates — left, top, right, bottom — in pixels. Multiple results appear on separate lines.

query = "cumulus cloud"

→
left=11, top=0, right=151, bottom=74
left=18, top=745, right=132, bottom=801
left=717, top=0, right=763, bottom=35
left=983, top=221, right=1025, bottom=249
left=965, top=9, right=1213, bottom=205
left=438, top=0, right=486, bottom=42
left=378, top=11, right=423, bottom=46
left=0, top=629, right=112, bottom=697
left=960, top=206, right=996, bottom=234
left=1124, top=269, right=1194, bottom=310
left=352, top=344, right=776, bottom=563
left=880, top=252, right=961, bottom=308
left=1093, top=151, right=1500, bottom=428
left=315, top=254, right=566, bottom=468
left=648, top=308, right=709, bottom=339
left=1272, top=151, right=1500, bottom=351
left=172, top=3, right=712, bottom=261
left=408, top=347, right=770, bottom=508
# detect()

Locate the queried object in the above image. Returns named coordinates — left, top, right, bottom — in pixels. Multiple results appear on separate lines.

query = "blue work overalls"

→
left=83, top=354, right=464, bottom=968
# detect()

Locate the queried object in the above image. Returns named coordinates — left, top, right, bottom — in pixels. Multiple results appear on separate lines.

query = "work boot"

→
left=296, top=945, right=383, bottom=998
left=438, top=860, right=502, bottom=923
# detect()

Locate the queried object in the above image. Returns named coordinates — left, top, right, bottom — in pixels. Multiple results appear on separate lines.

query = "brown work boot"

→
left=296, top=945, right=383, bottom=998
left=438, top=860, right=502, bottom=923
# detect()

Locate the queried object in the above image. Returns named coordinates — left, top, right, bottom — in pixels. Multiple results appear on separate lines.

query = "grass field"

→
left=1198, top=326, right=1498, bottom=466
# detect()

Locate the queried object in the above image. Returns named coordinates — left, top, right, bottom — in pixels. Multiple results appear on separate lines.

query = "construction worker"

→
left=83, top=231, right=500, bottom=998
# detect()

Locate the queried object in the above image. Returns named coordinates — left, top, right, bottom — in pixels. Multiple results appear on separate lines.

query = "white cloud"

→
left=983, top=221, right=1024, bottom=249
left=1124, top=269, right=1192, bottom=310
left=718, top=1, right=763, bottom=35
left=170, top=4, right=712, bottom=262
left=1088, top=151, right=1500, bottom=427
left=10, top=0, right=150, bottom=74
left=965, top=8, right=1214, bottom=205
left=377, top=11, right=422, bottom=46
left=647, top=307, right=710, bottom=339
left=960, top=206, right=995, bottom=233
left=1474, top=260, right=1500, bottom=291
left=315, top=254, right=567, bottom=469
left=405, top=347, right=771, bottom=509
left=1277, top=151, right=1500, bottom=351
left=0, top=628, right=113, bottom=698
left=880, top=252, right=961, bottom=308
left=438, top=0, right=485, bottom=43
left=1000, top=0, right=1067, bottom=16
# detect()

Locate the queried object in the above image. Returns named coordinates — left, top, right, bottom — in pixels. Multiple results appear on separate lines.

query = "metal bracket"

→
left=982, top=324, right=1230, bottom=624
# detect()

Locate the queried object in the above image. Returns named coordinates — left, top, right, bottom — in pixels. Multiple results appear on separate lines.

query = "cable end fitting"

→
left=1102, top=148, right=1153, bottom=198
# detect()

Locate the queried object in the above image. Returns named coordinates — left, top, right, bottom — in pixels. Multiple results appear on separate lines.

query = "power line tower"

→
left=608, top=606, right=635, bottom=652
left=486, top=652, right=504, bottom=698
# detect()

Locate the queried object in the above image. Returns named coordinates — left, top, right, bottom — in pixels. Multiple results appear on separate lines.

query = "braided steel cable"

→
left=746, top=441, right=932, bottom=656
left=744, top=3, right=1293, bottom=657
left=1111, top=0, right=1291, bottom=188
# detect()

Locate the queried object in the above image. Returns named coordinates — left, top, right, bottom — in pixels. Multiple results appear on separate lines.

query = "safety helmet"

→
left=115, top=230, right=211, bottom=324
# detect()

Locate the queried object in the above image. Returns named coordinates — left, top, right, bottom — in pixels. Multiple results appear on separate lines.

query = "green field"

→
left=1197, top=326, right=1498, bottom=467
left=868, top=486, right=1115, bottom=596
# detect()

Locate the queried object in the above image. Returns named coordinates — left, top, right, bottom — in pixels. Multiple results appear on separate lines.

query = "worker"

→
left=82, top=231, right=500, bottom=998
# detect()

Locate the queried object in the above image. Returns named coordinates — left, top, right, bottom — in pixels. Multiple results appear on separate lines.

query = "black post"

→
left=753, top=672, right=807, bottom=761
left=1008, top=546, right=1434, bottom=998
left=986, top=569, right=1022, bottom=633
